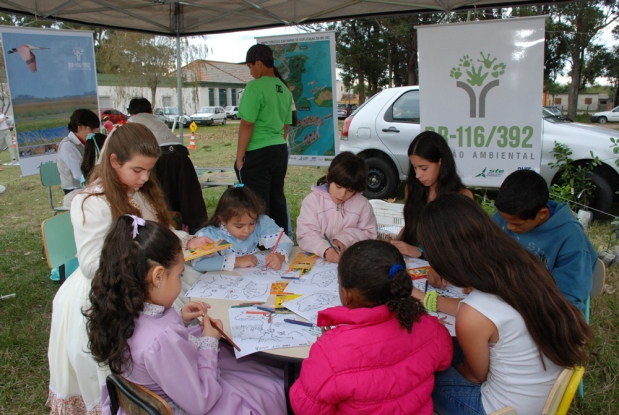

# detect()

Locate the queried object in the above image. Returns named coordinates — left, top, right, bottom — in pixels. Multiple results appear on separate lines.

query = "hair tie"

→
left=125, top=214, right=145, bottom=239
left=234, top=183, right=244, bottom=188
left=389, top=264, right=404, bottom=279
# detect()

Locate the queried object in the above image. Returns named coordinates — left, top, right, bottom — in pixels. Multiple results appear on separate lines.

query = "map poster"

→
left=257, top=32, right=338, bottom=167
left=0, top=27, right=98, bottom=176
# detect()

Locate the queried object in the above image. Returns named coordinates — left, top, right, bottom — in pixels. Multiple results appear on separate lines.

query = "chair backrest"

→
left=41, top=212, right=76, bottom=269
left=556, top=366, right=585, bottom=415
left=591, top=259, right=606, bottom=298
left=40, top=161, right=62, bottom=187
left=106, top=374, right=172, bottom=415
left=542, top=368, right=574, bottom=415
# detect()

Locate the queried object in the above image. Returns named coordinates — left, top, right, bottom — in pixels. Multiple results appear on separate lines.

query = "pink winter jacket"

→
left=290, top=305, right=453, bottom=415
left=296, top=184, right=377, bottom=257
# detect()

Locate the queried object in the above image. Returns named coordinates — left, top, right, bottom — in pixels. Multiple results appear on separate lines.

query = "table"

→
left=195, top=167, right=237, bottom=188
left=189, top=247, right=311, bottom=414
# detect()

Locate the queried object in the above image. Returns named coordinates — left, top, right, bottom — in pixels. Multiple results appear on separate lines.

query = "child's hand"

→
left=181, top=301, right=210, bottom=323
left=333, top=239, right=346, bottom=253
left=187, top=236, right=214, bottom=249
left=201, top=317, right=223, bottom=339
left=427, top=269, right=447, bottom=289
left=390, top=240, right=422, bottom=258
left=265, top=253, right=284, bottom=270
left=412, top=287, right=425, bottom=302
left=324, top=247, right=341, bottom=263
left=235, top=255, right=257, bottom=268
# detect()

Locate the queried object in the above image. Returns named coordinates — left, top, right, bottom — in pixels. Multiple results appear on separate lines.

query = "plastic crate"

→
left=369, top=199, right=404, bottom=240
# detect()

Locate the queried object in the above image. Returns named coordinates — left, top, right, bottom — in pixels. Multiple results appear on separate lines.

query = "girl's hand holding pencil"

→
left=265, top=252, right=285, bottom=270
left=200, top=316, right=224, bottom=340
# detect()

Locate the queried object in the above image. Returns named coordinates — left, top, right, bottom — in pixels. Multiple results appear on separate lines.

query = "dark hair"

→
left=417, top=193, right=592, bottom=367
left=495, top=170, right=549, bottom=220
left=68, top=108, right=100, bottom=133
left=81, top=133, right=107, bottom=184
left=208, top=186, right=265, bottom=227
left=128, top=98, right=152, bottom=115
left=316, top=151, right=368, bottom=193
left=339, top=240, right=425, bottom=332
left=85, top=216, right=182, bottom=374
left=402, top=131, right=465, bottom=245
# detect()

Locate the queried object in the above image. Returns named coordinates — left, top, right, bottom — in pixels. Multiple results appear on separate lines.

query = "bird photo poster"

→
left=0, top=27, right=98, bottom=176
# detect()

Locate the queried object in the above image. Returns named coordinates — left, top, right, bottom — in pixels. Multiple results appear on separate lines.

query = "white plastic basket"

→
left=369, top=199, right=404, bottom=240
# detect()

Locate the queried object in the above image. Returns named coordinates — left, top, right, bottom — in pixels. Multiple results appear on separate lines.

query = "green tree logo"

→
left=450, top=52, right=506, bottom=118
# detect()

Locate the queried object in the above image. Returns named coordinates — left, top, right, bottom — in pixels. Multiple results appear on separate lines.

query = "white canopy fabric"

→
left=2, top=0, right=566, bottom=36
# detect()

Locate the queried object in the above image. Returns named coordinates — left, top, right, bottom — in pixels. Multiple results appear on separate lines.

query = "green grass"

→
left=0, top=122, right=618, bottom=413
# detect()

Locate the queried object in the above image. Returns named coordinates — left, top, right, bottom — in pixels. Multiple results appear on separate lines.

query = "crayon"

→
left=284, top=319, right=315, bottom=328
left=256, top=306, right=275, bottom=313
left=324, top=234, right=340, bottom=252
left=208, top=317, right=241, bottom=351
left=264, top=230, right=284, bottom=271
left=246, top=311, right=270, bottom=315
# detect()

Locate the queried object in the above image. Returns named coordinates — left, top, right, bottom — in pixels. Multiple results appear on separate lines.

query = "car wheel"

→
left=587, top=172, right=613, bottom=220
left=222, top=118, right=226, bottom=125
left=233, top=115, right=238, bottom=120
left=598, top=116, right=608, bottom=124
left=208, top=119, right=213, bottom=126
left=364, top=157, right=398, bottom=199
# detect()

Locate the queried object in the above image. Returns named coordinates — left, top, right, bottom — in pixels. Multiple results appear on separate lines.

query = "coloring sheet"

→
left=286, top=259, right=339, bottom=295
left=184, top=274, right=270, bottom=302
left=228, top=308, right=309, bottom=358
left=234, top=254, right=302, bottom=281
left=404, top=256, right=431, bottom=269
left=282, top=290, right=342, bottom=324
left=413, top=277, right=467, bottom=336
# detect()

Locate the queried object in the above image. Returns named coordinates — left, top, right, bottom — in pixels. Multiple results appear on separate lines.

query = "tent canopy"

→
left=4, top=0, right=566, bottom=36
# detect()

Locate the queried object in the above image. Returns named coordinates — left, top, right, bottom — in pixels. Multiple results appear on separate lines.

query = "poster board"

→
left=0, top=27, right=98, bottom=176
left=257, top=32, right=338, bottom=166
left=418, top=17, right=545, bottom=187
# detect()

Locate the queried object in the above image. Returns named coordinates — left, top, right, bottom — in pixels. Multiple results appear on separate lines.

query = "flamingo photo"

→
left=8, top=45, right=49, bottom=72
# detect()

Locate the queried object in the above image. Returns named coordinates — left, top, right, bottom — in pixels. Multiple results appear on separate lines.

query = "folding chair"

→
left=542, top=366, right=585, bottom=415
left=106, top=374, right=172, bottom=415
left=40, top=161, right=69, bottom=214
left=41, top=212, right=76, bottom=285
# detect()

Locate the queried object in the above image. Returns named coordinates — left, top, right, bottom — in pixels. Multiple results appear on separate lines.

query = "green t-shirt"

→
left=238, top=76, right=293, bottom=151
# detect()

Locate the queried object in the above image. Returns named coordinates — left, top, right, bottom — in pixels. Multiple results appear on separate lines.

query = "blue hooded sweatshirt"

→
left=493, top=200, right=595, bottom=311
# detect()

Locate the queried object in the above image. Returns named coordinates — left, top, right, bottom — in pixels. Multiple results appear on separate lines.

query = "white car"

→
left=225, top=106, right=239, bottom=119
left=153, top=107, right=191, bottom=127
left=190, top=106, right=227, bottom=126
left=591, top=106, right=619, bottom=124
left=340, top=86, right=619, bottom=214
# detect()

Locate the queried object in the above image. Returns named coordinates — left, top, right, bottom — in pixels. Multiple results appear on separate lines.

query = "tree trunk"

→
left=408, top=51, right=418, bottom=86
left=358, top=71, right=365, bottom=104
left=151, top=87, right=157, bottom=107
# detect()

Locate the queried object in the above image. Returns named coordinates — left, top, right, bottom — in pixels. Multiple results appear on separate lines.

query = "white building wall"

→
left=97, top=85, right=199, bottom=115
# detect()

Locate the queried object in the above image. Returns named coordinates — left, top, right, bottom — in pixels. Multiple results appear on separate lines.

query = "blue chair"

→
left=39, top=161, right=69, bottom=215
left=41, top=212, right=76, bottom=285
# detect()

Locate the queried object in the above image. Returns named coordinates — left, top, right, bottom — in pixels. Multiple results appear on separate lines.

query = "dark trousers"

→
left=235, top=144, right=289, bottom=235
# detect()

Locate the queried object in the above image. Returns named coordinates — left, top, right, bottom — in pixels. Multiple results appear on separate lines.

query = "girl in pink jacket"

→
left=296, top=152, right=377, bottom=263
left=290, top=240, right=453, bottom=415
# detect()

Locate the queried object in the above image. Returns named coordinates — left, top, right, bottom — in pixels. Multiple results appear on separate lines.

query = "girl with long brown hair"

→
left=415, top=193, right=592, bottom=415
left=47, top=123, right=210, bottom=415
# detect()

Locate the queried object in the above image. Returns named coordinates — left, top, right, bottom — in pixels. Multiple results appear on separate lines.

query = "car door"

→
left=375, top=89, right=422, bottom=176
left=610, top=107, right=619, bottom=122
left=154, top=109, right=164, bottom=122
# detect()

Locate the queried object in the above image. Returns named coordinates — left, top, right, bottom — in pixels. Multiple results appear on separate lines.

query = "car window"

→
left=103, top=110, right=111, bottom=115
left=385, top=90, right=420, bottom=123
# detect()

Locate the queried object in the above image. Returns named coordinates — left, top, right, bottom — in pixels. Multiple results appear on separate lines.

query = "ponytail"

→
left=339, top=240, right=425, bottom=333
left=85, top=215, right=182, bottom=374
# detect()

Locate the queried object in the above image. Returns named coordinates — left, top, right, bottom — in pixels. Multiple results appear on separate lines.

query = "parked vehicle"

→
left=543, top=106, right=563, bottom=118
left=153, top=107, right=191, bottom=127
left=591, top=106, right=619, bottom=124
left=225, top=106, right=239, bottom=119
left=337, top=104, right=357, bottom=119
left=99, top=108, right=127, bottom=124
left=340, top=86, right=619, bottom=214
left=189, top=106, right=227, bottom=126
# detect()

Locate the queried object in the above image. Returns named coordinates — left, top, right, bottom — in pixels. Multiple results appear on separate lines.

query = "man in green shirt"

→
left=235, top=44, right=293, bottom=234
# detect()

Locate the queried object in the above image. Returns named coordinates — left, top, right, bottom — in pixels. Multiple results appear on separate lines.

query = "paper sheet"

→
left=228, top=308, right=309, bottom=358
left=285, top=259, right=339, bottom=295
left=184, top=274, right=270, bottom=302
left=413, top=278, right=468, bottom=336
left=233, top=254, right=301, bottom=281
left=281, top=290, right=342, bottom=324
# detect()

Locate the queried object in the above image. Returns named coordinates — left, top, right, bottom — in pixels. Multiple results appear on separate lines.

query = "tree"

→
left=580, top=44, right=610, bottom=89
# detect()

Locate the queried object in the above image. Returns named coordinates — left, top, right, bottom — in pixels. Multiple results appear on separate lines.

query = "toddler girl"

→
left=296, top=151, right=377, bottom=263
left=192, top=185, right=293, bottom=272
left=290, top=240, right=452, bottom=414
left=86, top=216, right=286, bottom=415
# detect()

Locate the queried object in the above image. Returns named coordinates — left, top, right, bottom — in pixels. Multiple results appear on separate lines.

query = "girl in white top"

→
left=413, top=194, right=592, bottom=415
left=47, top=123, right=211, bottom=415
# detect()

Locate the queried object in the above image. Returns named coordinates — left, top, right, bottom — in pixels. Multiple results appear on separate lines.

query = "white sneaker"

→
left=9, top=160, right=19, bottom=166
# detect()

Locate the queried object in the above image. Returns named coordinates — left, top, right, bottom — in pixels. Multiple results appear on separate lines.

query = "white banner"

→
left=257, top=32, right=338, bottom=167
left=0, top=27, right=98, bottom=176
left=418, top=17, right=545, bottom=187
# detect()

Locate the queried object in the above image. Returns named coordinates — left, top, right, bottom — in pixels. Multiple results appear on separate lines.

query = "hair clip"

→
left=125, top=214, right=145, bottom=239
left=234, top=183, right=244, bottom=188
left=388, top=264, right=404, bottom=279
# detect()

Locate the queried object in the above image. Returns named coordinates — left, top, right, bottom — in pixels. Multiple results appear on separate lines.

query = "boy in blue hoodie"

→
left=493, top=170, right=595, bottom=312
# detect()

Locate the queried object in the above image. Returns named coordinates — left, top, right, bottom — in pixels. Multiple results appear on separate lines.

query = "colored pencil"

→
left=208, top=317, right=241, bottom=352
left=284, top=319, right=315, bottom=328
left=424, top=280, right=428, bottom=293
left=246, top=311, right=270, bottom=315
left=264, top=230, right=285, bottom=270
left=256, top=306, right=275, bottom=313
left=324, top=234, right=340, bottom=252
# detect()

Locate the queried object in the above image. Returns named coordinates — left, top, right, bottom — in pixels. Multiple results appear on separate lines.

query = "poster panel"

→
left=0, top=27, right=98, bottom=176
left=418, top=17, right=545, bottom=187
left=257, top=31, right=338, bottom=166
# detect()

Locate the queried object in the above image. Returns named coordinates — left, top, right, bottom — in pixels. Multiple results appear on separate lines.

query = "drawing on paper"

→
left=282, top=290, right=342, bottom=324
left=234, top=254, right=301, bottom=280
left=412, top=278, right=467, bottom=299
left=184, top=274, right=269, bottom=302
left=310, top=270, right=337, bottom=287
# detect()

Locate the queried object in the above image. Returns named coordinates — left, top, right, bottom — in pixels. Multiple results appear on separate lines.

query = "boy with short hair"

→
left=493, top=169, right=596, bottom=312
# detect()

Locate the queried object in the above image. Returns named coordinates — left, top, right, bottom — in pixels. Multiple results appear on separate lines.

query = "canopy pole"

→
left=175, top=3, right=184, bottom=143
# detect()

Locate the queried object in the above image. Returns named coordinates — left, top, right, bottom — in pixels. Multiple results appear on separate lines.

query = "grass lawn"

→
left=0, top=121, right=618, bottom=413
